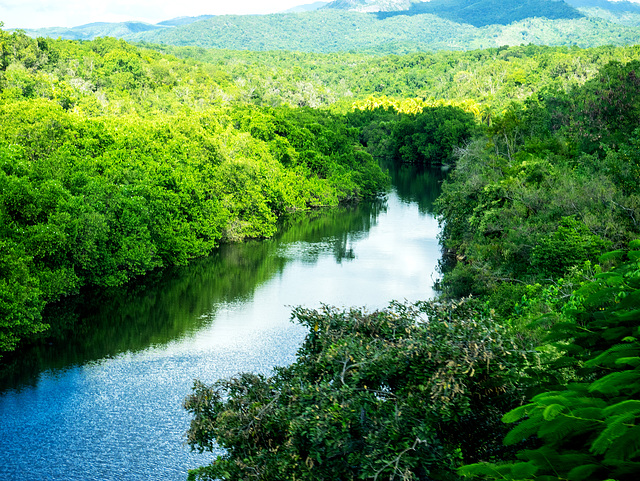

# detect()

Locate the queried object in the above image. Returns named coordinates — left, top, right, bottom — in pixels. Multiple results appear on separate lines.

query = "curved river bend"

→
left=0, top=166, right=443, bottom=481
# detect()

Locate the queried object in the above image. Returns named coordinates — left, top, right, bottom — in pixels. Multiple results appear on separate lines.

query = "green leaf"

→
left=590, top=371, right=640, bottom=395
left=591, top=414, right=632, bottom=455
left=599, top=250, right=625, bottom=262
left=615, top=357, right=640, bottom=367
left=511, top=461, right=539, bottom=478
left=543, top=403, right=566, bottom=421
left=504, top=417, right=539, bottom=446
left=567, top=464, right=600, bottom=481
left=457, top=462, right=510, bottom=477
left=603, top=400, right=640, bottom=417
left=502, top=403, right=535, bottom=423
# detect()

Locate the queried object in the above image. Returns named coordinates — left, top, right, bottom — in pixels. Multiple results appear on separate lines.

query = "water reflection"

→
left=0, top=168, right=443, bottom=481
left=0, top=197, right=386, bottom=392
left=383, top=159, right=447, bottom=215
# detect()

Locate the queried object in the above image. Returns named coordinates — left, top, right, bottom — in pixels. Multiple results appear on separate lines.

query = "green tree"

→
left=184, top=299, right=534, bottom=481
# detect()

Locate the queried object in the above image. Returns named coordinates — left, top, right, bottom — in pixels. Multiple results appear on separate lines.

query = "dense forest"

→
left=1, top=14, right=640, bottom=481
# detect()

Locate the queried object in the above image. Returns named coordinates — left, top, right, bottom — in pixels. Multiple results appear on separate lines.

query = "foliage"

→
left=435, top=59, right=640, bottom=304
left=0, top=31, right=393, bottom=356
left=349, top=104, right=479, bottom=166
left=459, top=244, right=640, bottom=481
left=184, top=299, right=535, bottom=481
left=2, top=19, right=640, bottom=480
left=3, top=27, right=640, bottom=116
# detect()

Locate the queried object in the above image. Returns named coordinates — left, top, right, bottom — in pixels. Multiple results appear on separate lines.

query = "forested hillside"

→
left=373, top=0, right=583, bottom=27
left=125, top=10, right=640, bottom=53
left=12, top=1, right=640, bottom=54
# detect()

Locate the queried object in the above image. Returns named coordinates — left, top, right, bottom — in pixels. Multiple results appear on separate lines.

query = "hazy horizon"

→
left=0, top=0, right=327, bottom=30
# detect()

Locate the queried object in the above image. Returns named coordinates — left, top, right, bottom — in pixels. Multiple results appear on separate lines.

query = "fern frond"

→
left=531, top=392, right=575, bottom=405
left=607, top=460, right=640, bottom=480
left=537, top=415, right=597, bottom=443
left=611, top=308, right=640, bottom=323
left=572, top=407, right=606, bottom=421
left=510, top=461, right=539, bottom=479
left=615, top=357, right=640, bottom=367
left=602, top=425, right=640, bottom=462
left=523, top=446, right=594, bottom=474
left=589, top=370, right=640, bottom=395
left=586, top=343, right=639, bottom=368
left=503, top=403, right=536, bottom=423
left=603, top=400, right=640, bottom=418
left=566, top=463, right=601, bottom=481
left=543, top=403, right=567, bottom=421
left=457, top=461, right=514, bottom=478
left=591, top=413, right=634, bottom=456
left=599, top=250, right=625, bottom=262
left=504, top=417, right=540, bottom=446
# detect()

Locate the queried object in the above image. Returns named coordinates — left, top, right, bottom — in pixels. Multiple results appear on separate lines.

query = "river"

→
left=0, top=165, right=444, bottom=481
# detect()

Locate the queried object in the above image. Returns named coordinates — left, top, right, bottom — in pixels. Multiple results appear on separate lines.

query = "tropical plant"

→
left=459, top=243, right=640, bottom=480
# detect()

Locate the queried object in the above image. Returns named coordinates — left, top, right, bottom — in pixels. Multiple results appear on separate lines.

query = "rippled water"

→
left=0, top=166, right=444, bottom=481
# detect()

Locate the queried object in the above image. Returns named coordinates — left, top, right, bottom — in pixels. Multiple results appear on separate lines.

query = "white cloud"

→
left=0, top=0, right=311, bottom=29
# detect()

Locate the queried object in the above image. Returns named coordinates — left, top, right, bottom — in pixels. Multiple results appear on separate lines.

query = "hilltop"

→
left=6, top=0, right=640, bottom=53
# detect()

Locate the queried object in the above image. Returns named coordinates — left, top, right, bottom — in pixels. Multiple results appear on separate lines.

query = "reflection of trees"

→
left=381, top=160, right=446, bottom=215
left=0, top=198, right=385, bottom=390
left=276, top=198, right=387, bottom=264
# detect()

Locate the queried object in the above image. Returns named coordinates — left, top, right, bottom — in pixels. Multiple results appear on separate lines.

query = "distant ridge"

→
left=323, top=0, right=414, bottom=11
left=124, top=10, right=640, bottom=53
left=326, top=0, right=584, bottom=27
left=13, top=21, right=165, bottom=40
left=157, top=15, right=216, bottom=27
left=283, top=1, right=330, bottom=13
left=564, top=0, right=640, bottom=12
left=9, top=0, right=640, bottom=53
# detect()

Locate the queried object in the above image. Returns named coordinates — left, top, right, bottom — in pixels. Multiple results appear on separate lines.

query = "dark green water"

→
left=0, top=166, right=444, bottom=481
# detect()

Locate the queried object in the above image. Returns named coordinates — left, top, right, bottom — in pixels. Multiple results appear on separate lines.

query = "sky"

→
left=0, top=0, right=322, bottom=29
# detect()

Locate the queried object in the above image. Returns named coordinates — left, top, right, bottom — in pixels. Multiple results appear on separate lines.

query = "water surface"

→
left=0, top=167, right=443, bottom=481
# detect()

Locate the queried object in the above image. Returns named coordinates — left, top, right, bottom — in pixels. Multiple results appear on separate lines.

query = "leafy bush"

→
left=184, top=299, right=536, bottom=481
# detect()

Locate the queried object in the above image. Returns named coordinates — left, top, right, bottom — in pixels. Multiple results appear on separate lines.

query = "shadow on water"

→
left=382, top=159, right=446, bottom=216
left=0, top=197, right=386, bottom=391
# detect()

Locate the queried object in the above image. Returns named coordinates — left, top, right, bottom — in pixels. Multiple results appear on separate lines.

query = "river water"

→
left=0, top=165, right=444, bottom=481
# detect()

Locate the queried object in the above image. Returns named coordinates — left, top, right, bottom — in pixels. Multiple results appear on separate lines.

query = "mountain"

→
left=13, top=15, right=213, bottom=41
left=124, top=9, right=640, bottom=53
left=564, top=0, right=640, bottom=26
left=15, top=21, right=166, bottom=40
left=11, top=0, right=640, bottom=54
left=283, top=2, right=330, bottom=13
left=564, top=0, right=640, bottom=12
left=157, top=15, right=216, bottom=27
left=326, top=0, right=584, bottom=27
left=323, top=0, right=415, bottom=11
